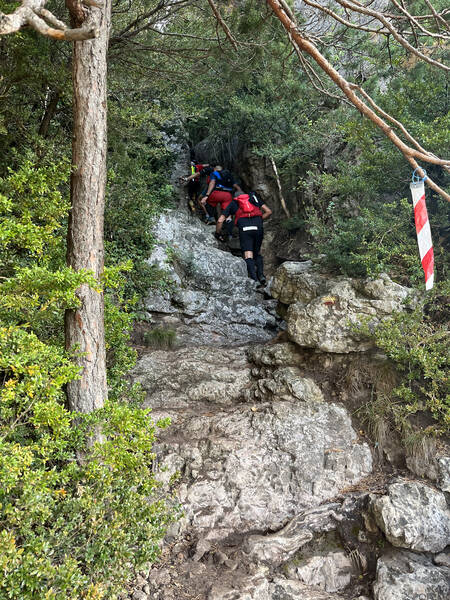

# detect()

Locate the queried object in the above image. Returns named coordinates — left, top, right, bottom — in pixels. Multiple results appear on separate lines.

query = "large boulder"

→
left=373, top=550, right=450, bottom=600
left=372, top=480, right=450, bottom=553
left=270, top=263, right=412, bottom=353
left=209, top=574, right=348, bottom=600
left=131, top=345, right=251, bottom=413
left=144, top=210, right=277, bottom=345
left=155, top=397, right=372, bottom=540
left=132, top=342, right=372, bottom=541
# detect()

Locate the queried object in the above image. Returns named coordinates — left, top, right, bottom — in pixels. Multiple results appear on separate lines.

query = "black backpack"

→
left=215, top=169, right=234, bottom=190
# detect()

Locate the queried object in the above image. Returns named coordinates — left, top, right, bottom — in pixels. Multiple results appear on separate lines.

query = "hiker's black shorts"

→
left=238, top=217, right=263, bottom=255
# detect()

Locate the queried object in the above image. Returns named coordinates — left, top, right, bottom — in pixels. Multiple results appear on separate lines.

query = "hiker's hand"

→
left=200, top=196, right=207, bottom=205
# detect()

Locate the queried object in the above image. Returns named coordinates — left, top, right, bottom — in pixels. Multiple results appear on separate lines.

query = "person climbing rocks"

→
left=200, top=165, right=239, bottom=226
left=216, top=189, right=272, bottom=285
left=182, top=161, right=210, bottom=216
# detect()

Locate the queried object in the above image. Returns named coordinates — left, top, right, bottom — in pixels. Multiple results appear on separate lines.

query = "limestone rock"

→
left=132, top=339, right=372, bottom=541
left=437, top=456, right=450, bottom=492
left=288, top=551, right=354, bottom=593
left=131, top=345, right=251, bottom=412
left=248, top=342, right=301, bottom=367
left=270, top=265, right=412, bottom=353
left=434, top=553, right=450, bottom=569
left=256, top=366, right=324, bottom=403
left=208, top=572, right=270, bottom=600
left=270, top=578, right=347, bottom=599
left=373, top=550, right=450, bottom=600
left=153, top=395, right=371, bottom=539
left=269, top=261, right=318, bottom=304
left=244, top=503, right=340, bottom=565
left=144, top=210, right=277, bottom=345
left=372, top=480, right=450, bottom=553
left=209, top=574, right=348, bottom=600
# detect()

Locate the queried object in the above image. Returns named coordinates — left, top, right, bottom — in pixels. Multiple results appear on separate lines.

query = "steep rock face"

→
left=130, top=208, right=449, bottom=600
left=144, top=210, right=277, bottom=345
left=373, top=550, right=450, bottom=600
left=208, top=574, right=349, bottom=600
left=438, top=456, right=450, bottom=492
left=133, top=342, right=372, bottom=540
left=270, top=262, right=412, bottom=353
left=372, top=480, right=450, bottom=553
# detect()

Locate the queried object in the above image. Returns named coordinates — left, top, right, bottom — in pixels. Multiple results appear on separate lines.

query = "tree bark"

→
left=65, top=2, right=111, bottom=413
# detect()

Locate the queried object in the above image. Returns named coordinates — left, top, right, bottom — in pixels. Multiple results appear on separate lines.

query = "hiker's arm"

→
left=200, top=179, right=216, bottom=205
left=183, top=171, right=200, bottom=183
left=233, top=183, right=243, bottom=193
left=261, top=204, right=272, bottom=220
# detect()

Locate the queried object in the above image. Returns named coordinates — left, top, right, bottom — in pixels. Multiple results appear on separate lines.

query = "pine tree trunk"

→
left=65, top=3, right=111, bottom=413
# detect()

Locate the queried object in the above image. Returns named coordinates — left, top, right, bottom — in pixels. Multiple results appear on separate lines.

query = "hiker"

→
left=182, top=161, right=210, bottom=214
left=215, top=190, right=272, bottom=284
left=200, top=166, right=238, bottom=226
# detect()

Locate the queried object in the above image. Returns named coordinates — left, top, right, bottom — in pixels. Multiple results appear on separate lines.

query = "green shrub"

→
left=0, top=326, right=176, bottom=599
left=357, top=284, right=450, bottom=437
left=143, top=327, right=177, bottom=349
left=0, top=160, right=178, bottom=599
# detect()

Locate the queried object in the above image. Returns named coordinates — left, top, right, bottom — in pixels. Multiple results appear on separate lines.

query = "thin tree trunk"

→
left=38, top=90, right=59, bottom=137
left=65, top=3, right=111, bottom=413
left=270, top=156, right=290, bottom=218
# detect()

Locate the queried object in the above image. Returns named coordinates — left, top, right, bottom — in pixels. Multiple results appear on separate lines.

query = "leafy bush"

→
left=143, top=327, right=177, bottom=349
left=306, top=197, right=424, bottom=282
left=0, top=160, right=177, bottom=599
left=357, top=284, right=450, bottom=438
left=0, top=326, right=175, bottom=599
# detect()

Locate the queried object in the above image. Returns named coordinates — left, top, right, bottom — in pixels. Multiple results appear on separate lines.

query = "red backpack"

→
left=235, top=193, right=263, bottom=222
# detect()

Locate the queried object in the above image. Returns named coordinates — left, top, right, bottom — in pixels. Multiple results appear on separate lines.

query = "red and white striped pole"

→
left=410, top=173, right=434, bottom=290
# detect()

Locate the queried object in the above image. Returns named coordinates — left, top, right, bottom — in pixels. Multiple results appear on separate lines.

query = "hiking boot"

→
left=258, top=276, right=267, bottom=286
left=205, top=216, right=215, bottom=225
left=214, top=232, right=227, bottom=243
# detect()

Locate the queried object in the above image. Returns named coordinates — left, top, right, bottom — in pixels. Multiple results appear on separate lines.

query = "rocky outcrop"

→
left=270, top=262, right=412, bottom=353
left=143, top=210, right=277, bottom=345
left=372, top=480, right=450, bottom=553
left=209, top=574, right=349, bottom=600
left=438, top=456, right=450, bottom=492
left=136, top=342, right=372, bottom=539
left=129, top=209, right=449, bottom=600
left=373, top=550, right=450, bottom=600
left=132, top=345, right=251, bottom=413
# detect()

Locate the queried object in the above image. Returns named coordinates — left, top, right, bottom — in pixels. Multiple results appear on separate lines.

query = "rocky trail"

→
left=124, top=208, right=449, bottom=600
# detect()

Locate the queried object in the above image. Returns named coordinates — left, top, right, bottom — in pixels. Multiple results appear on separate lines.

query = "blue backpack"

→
left=213, top=169, right=234, bottom=191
